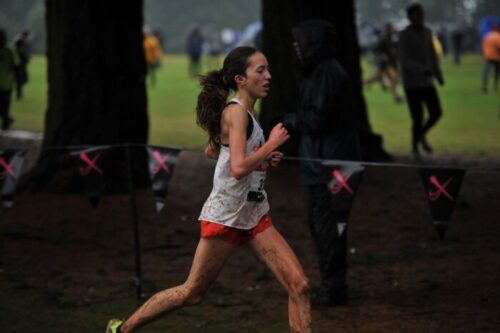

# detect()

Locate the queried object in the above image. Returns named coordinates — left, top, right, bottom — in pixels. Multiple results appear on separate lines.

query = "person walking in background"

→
left=0, top=29, right=19, bottom=131
left=364, top=23, right=404, bottom=103
left=481, top=24, right=500, bottom=93
left=13, top=29, right=31, bottom=100
left=451, top=23, right=465, bottom=66
left=206, top=30, right=223, bottom=70
left=436, top=25, right=449, bottom=57
left=105, top=46, right=311, bottom=333
left=281, top=19, right=361, bottom=308
left=152, top=28, right=165, bottom=50
left=399, top=3, right=444, bottom=160
left=186, top=27, right=204, bottom=78
left=143, top=26, right=163, bottom=86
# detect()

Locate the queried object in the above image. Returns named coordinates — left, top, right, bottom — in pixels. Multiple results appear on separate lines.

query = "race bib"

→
left=247, top=163, right=267, bottom=202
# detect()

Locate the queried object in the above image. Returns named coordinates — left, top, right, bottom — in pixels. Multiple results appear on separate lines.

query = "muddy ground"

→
left=1, top=135, right=499, bottom=333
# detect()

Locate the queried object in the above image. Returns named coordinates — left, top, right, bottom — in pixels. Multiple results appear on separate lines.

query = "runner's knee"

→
left=289, top=273, right=310, bottom=298
left=183, top=283, right=206, bottom=306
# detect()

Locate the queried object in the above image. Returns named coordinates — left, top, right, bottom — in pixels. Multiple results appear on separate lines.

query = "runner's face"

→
left=240, top=52, right=272, bottom=98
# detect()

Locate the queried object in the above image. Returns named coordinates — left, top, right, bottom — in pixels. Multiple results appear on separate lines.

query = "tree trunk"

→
left=260, top=0, right=392, bottom=161
left=259, top=0, right=300, bottom=153
left=33, top=0, right=148, bottom=188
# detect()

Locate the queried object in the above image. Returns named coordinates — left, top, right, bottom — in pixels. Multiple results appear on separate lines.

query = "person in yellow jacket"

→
left=143, top=27, right=163, bottom=86
left=432, top=32, right=443, bottom=61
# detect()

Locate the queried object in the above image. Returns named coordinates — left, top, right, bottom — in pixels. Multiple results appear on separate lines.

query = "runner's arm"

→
left=226, top=106, right=289, bottom=179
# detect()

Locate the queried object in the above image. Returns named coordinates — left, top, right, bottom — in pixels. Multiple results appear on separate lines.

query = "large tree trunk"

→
left=34, top=0, right=148, bottom=188
left=259, top=0, right=301, bottom=153
left=260, top=0, right=392, bottom=161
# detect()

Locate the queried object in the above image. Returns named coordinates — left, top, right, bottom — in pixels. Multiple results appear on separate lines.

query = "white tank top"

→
left=198, top=98, right=270, bottom=229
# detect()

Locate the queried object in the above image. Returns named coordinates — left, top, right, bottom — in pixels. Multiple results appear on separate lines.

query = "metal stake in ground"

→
left=125, top=143, right=143, bottom=299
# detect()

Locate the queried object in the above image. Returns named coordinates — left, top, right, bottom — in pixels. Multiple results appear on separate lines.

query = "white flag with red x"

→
left=0, top=149, right=27, bottom=208
left=418, top=167, right=466, bottom=240
left=146, top=146, right=180, bottom=212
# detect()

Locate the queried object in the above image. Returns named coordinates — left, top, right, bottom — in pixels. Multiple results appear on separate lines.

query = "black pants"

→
left=404, top=86, right=442, bottom=151
left=308, top=185, right=348, bottom=294
left=482, top=60, right=499, bottom=92
left=0, top=90, right=13, bottom=130
left=15, top=64, right=28, bottom=99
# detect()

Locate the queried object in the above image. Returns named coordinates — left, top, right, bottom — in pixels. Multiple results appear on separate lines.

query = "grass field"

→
left=9, top=54, right=500, bottom=155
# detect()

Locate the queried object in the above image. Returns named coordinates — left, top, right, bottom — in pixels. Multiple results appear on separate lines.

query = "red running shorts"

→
left=200, top=214, right=273, bottom=246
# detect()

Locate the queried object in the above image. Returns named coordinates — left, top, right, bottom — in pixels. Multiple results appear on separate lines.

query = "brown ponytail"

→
left=196, top=70, right=229, bottom=147
left=196, top=46, right=259, bottom=148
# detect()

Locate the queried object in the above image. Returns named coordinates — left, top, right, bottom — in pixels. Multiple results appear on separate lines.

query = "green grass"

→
left=364, top=55, right=500, bottom=155
left=9, top=54, right=500, bottom=154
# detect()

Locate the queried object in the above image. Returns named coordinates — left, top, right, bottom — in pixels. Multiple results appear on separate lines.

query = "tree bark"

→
left=34, top=0, right=148, bottom=188
left=44, top=0, right=147, bottom=146
left=260, top=0, right=392, bottom=161
left=259, top=0, right=300, bottom=153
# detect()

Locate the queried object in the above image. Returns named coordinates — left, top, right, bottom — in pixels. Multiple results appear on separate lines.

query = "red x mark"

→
left=328, top=169, right=353, bottom=195
left=0, top=156, right=17, bottom=180
left=428, top=175, right=454, bottom=201
left=79, top=152, right=103, bottom=176
left=151, top=151, right=170, bottom=175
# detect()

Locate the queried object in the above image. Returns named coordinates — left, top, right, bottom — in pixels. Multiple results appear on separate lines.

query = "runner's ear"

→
left=234, top=74, right=247, bottom=86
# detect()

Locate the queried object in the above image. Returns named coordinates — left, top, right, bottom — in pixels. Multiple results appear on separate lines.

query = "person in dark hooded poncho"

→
left=282, top=19, right=361, bottom=308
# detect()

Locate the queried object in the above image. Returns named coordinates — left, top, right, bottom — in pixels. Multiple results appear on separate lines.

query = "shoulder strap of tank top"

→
left=222, top=99, right=253, bottom=146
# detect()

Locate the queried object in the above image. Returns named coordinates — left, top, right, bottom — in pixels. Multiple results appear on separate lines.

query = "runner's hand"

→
left=267, top=151, right=284, bottom=167
left=268, top=123, right=290, bottom=149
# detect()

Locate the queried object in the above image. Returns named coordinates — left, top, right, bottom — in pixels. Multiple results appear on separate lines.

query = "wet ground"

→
left=1, top=134, right=499, bottom=332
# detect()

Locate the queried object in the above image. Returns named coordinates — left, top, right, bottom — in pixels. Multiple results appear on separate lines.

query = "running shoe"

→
left=105, top=318, right=123, bottom=333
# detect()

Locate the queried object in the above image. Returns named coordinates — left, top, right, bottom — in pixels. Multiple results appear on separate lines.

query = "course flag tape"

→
left=146, top=146, right=180, bottom=212
left=322, top=161, right=365, bottom=236
left=0, top=149, right=27, bottom=208
left=418, top=167, right=466, bottom=240
left=70, top=146, right=111, bottom=208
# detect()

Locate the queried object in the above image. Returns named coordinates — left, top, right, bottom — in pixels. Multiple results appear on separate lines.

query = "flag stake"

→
left=125, top=144, right=143, bottom=299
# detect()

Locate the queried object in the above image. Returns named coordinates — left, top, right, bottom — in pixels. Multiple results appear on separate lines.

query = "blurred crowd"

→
left=359, top=15, right=499, bottom=97
left=142, top=22, right=263, bottom=79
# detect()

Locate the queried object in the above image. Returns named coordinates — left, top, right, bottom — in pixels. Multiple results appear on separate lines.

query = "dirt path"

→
left=1, top=135, right=499, bottom=332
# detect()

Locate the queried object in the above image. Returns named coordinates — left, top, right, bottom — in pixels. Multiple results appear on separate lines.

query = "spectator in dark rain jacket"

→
left=282, top=19, right=361, bottom=308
